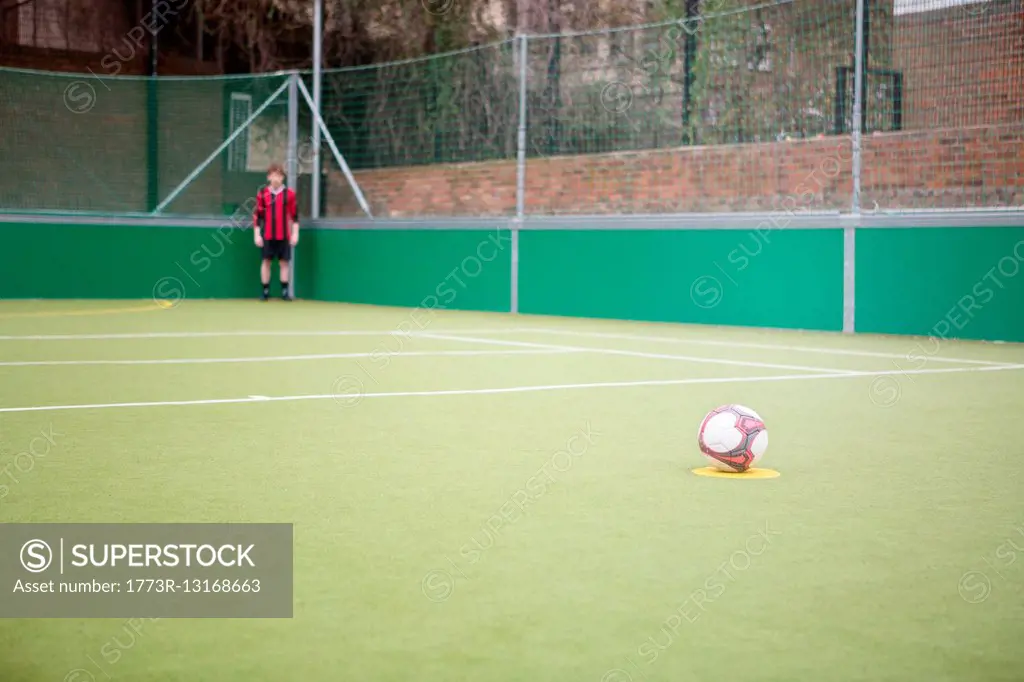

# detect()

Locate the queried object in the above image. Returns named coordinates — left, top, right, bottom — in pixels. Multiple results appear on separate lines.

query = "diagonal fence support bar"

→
left=295, top=77, right=373, bottom=219
left=151, top=77, right=292, bottom=215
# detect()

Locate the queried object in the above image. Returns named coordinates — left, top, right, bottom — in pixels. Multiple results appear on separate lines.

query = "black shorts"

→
left=261, top=239, right=291, bottom=262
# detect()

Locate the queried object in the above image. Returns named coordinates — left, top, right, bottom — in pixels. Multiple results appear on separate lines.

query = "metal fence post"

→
left=512, top=33, right=528, bottom=315
left=311, top=0, right=323, bottom=219
left=844, top=0, right=866, bottom=335
left=852, top=0, right=865, bottom=215
left=287, top=73, right=299, bottom=298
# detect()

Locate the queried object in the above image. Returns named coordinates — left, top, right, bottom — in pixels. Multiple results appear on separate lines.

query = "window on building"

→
left=228, top=92, right=252, bottom=172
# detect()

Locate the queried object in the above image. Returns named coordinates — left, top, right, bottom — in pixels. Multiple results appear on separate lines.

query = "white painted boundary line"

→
left=2, top=326, right=1017, bottom=369
left=0, top=348, right=580, bottom=368
left=505, top=327, right=1016, bottom=367
left=0, top=329, right=509, bottom=341
left=2, top=363, right=1022, bottom=414
left=414, top=332, right=859, bottom=375
left=2, top=327, right=1013, bottom=368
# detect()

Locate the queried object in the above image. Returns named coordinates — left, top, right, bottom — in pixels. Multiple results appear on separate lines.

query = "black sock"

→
left=281, top=280, right=289, bottom=297
left=262, top=283, right=270, bottom=296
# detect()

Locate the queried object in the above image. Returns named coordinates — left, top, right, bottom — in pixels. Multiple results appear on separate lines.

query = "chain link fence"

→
left=0, top=0, right=1020, bottom=218
left=314, top=42, right=519, bottom=217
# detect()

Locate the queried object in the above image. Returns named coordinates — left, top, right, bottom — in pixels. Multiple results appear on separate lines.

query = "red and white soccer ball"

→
left=697, top=404, right=768, bottom=472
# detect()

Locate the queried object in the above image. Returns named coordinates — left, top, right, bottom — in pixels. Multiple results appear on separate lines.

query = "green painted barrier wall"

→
left=519, top=229, right=845, bottom=331
left=856, top=227, right=1024, bottom=342
left=0, top=222, right=281, bottom=301
left=302, top=229, right=512, bottom=312
left=4, top=220, right=1023, bottom=343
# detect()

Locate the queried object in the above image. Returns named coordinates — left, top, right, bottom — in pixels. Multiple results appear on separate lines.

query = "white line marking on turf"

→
left=1, top=364, right=1022, bottom=414
left=3, top=326, right=1017, bottom=368
left=0, top=348, right=580, bottom=367
left=0, top=329, right=508, bottom=341
left=413, top=332, right=859, bottom=375
left=506, top=328, right=1015, bottom=367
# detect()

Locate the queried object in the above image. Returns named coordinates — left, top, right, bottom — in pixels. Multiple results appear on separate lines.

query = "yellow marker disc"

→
left=692, top=467, right=780, bottom=479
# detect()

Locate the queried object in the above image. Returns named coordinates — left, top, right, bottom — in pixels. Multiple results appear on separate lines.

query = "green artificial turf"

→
left=1, top=300, right=1023, bottom=681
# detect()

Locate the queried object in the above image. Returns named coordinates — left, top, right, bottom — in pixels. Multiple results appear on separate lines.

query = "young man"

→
left=253, top=163, right=299, bottom=301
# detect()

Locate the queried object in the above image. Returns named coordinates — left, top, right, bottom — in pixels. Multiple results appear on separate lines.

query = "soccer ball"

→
left=697, top=405, right=768, bottom=472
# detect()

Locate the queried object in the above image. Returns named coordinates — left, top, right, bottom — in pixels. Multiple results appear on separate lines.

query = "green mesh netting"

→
left=0, top=70, right=289, bottom=215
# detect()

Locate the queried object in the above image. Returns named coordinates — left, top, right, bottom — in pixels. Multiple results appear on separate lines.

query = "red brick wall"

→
left=326, top=123, right=1024, bottom=216
left=861, top=124, right=1024, bottom=210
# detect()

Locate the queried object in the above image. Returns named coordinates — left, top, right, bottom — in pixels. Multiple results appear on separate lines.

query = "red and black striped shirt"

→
left=254, top=186, right=297, bottom=241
